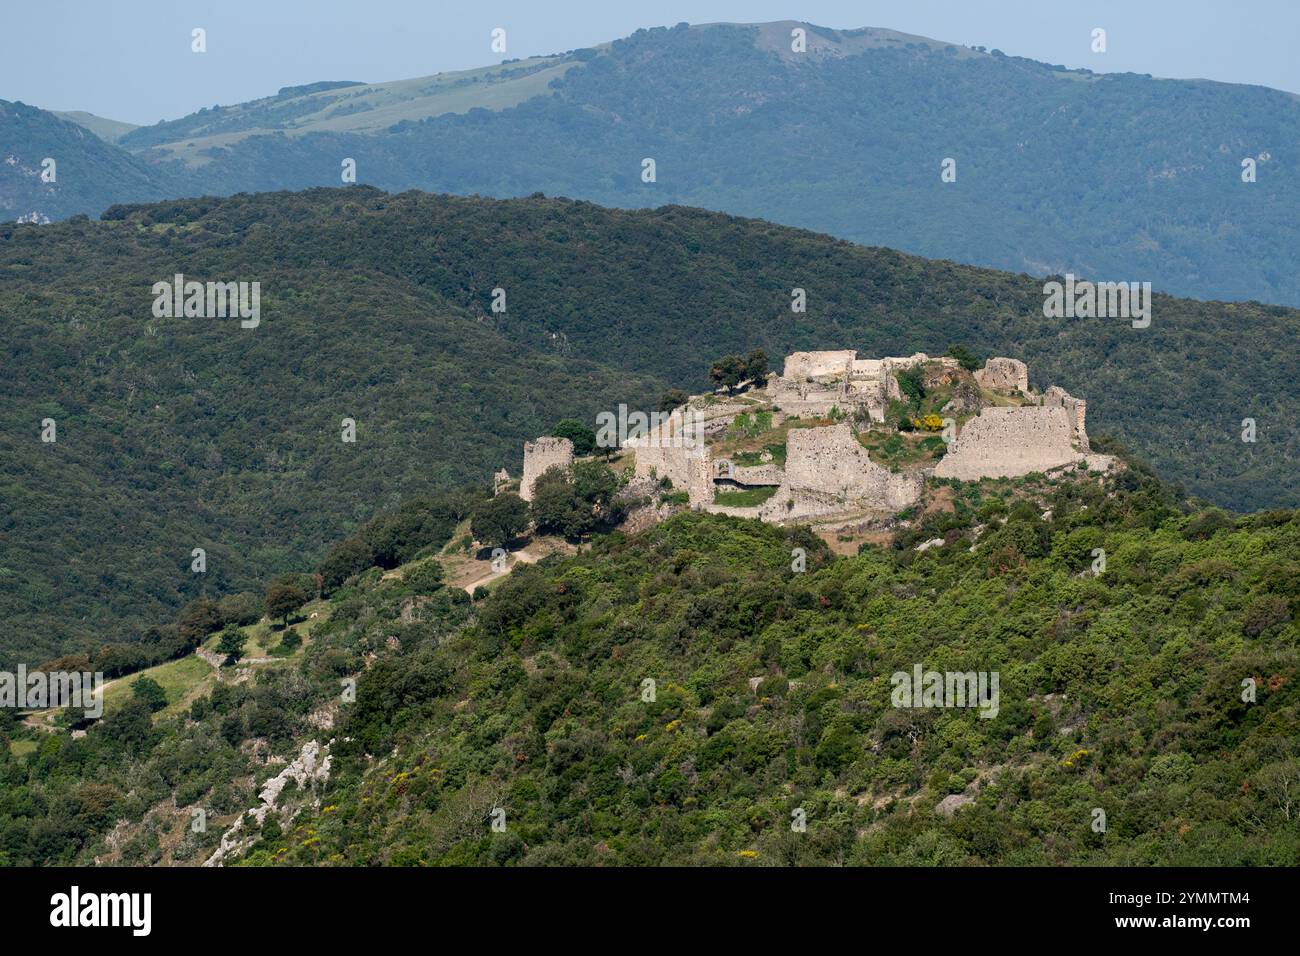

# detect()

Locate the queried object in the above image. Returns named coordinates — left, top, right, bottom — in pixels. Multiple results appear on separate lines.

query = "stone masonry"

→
left=758, top=424, right=923, bottom=522
left=974, top=357, right=1029, bottom=394
left=1043, top=386, right=1089, bottom=451
left=521, top=436, right=573, bottom=501
left=933, top=406, right=1078, bottom=480
left=516, top=350, right=1106, bottom=529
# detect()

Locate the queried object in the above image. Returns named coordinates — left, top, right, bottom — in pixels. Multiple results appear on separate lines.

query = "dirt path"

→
left=18, top=670, right=132, bottom=732
left=461, top=547, right=538, bottom=593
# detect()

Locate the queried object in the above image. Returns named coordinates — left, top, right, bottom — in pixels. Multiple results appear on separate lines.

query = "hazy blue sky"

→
left=4, top=0, right=1298, bottom=124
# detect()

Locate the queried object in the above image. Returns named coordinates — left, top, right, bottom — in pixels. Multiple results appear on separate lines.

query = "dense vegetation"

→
left=2, top=465, right=1296, bottom=866
left=9, top=22, right=1300, bottom=307
left=0, top=100, right=179, bottom=221
left=1, top=187, right=1295, bottom=664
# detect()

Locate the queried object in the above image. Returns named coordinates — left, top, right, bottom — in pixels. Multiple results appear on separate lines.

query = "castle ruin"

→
left=512, top=349, right=1113, bottom=528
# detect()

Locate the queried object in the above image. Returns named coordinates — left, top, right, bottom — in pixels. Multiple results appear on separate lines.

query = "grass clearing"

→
left=104, top=654, right=215, bottom=719
left=713, top=486, right=778, bottom=507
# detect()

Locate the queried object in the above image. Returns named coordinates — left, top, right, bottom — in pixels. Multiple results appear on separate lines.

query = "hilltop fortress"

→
left=515, top=350, right=1115, bottom=527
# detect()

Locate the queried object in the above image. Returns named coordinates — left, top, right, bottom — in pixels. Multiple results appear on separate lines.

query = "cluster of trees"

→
left=471, top=460, right=625, bottom=548
left=317, top=489, right=485, bottom=594
left=530, top=461, right=622, bottom=538
left=33, top=589, right=266, bottom=681
left=258, top=464, right=1298, bottom=867
left=3, top=460, right=1298, bottom=867
left=709, top=349, right=769, bottom=394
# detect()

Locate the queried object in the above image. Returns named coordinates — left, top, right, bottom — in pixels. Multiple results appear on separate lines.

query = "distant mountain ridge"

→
left=0, top=100, right=178, bottom=220
left=5, top=20, right=1300, bottom=305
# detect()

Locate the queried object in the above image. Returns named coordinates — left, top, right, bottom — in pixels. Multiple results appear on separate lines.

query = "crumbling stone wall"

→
left=627, top=409, right=713, bottom=505
left=933, top=407, right=1078, bottom=480
left=521, top=436, right=573, bottom=501
left=782, top=350, right=857, bottom=380
left=1043, top=386, right=1089, bottom=451
left=634, top=444, right=712, bottom=505
left=730, top=463, right=784, bottom=486
left=758, top=424, right=922, bottom=521
left=975, top=357, right=1029, bottom=394
left=767, top=377, right=848, bottom=417
left=882, top=353, right=958, bottom=401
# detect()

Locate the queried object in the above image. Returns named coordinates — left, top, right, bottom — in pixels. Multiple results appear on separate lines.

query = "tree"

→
left=552, top=419, right=597, bottom=456
left=471, top=493, right=530, bottom=548
left=177, top=598, right=223, bottom=644
left=403, top=560, right=445, bottom=594
left=217, top=591, right=262, bottom=626
left=318, top=535, right=374, bottom=593
left=217, top=623, right=246, bottom=664
left=945, top=344, right=981, bottom=371
left=531, top=468, right=580, bottom=537
left=896, top=366, right=926, bottom=405
left=264, top=581, right=308, bottom=629
left=531, top=461, right=620, bottom=538
left=573, top=459, right=619, bottom=512
left=96, top=699, right=157, bottom=756
left=657, top=388, right=689, bottom=413
left=131, top=676, right=168, bottom=713
left=709, top=354, right=746, bottom=394
left=743, top=349, right=769, bottom=387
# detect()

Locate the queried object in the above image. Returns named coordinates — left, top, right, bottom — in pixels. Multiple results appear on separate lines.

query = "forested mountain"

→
left=7, top=21, right=1300, bottom=306
left=1, top=187, right=1295, bottom=664
left=0, top=100, right=178, bottom=221
left=3, top=470, right=1297, bottom=866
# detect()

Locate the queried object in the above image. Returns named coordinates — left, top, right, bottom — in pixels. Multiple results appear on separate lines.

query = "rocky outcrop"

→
left=203, top=739, right=332, bottom=867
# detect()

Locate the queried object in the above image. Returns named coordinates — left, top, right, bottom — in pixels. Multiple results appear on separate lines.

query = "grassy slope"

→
left=53, top=111, right=140, bottom=144
left=121, top=56, right=587, bottom=164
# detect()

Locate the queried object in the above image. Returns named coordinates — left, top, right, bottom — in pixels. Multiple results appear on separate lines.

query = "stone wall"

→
left=634, top=443, right=713, bottom=505
left=882, top=353, right=957, bottom=401
left=782, top=350, right=857, bottom=380
left=758, top=424, right=922, bottom=521
left=933, top=407, right=1078, bottom=480
left=767, top=377, right=848, bottom=418
left=730, top=463, right=784, bottom=486
left=625, top=406, right=714, bottom=505
left=521, top=436, right=574, bottom=501
left=1043, top=386, right=1089, bottom=451
left=974, top=357, right=1029, bottom=394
